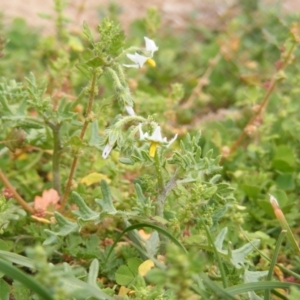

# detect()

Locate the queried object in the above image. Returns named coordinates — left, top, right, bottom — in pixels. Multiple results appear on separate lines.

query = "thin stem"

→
left=0, top=168, right=34, bottom=214
left=49, top=122, right=62, bottom=196
left=202, top=222, right=228, bottom=288
left=220, top=42, right=296, bottom=163
left=182, top=53, right=221, bottom=109
left=60, top=72, right=97, bottom=211
left=264, top=230, right=287, bottom=300
left=154, top=151, right=164, bottom=218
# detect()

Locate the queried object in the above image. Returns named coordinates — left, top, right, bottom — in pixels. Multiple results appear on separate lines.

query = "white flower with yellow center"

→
left=139, top=123, right=177, bottom=157
left=124, top=37, right=158, bottom=69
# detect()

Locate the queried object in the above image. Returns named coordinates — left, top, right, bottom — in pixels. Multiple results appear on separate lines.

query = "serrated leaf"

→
left=81, top=172, right=110, bottom=186
left=144, top=231, right=160, bottom=257
left=244, top=269, right=268, bottom=300
left=95, top=180, right=117, bottom=213
left=43, top=212, right=79, bottom=244
left=71, top=192, right=99, bottom=222
left=214, top=227, right=260, bottom=269
left=138, top=260, right=155, bottom=277
left=231, top=240, right=260, bottom=269
left=244, top=269, right=268, bottom=283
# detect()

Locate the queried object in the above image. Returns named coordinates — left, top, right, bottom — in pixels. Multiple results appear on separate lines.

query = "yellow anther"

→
left=146, top=58, right=156, bottom=67
left=149, top=142, right=158, bottom=157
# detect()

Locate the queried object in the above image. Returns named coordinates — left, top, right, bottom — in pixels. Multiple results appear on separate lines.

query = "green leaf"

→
left=88, top=121, right=103, bottom=150
left=11, top=281, right=32, bottom=300
left=0, top=258, right=53, bottom=300
left=105, top=223, right=187, bottom=264
left=135, top=183, right=146, bottom=205
left=95, top=180, right=117, bottom=213
left=44, top=212, right=79, bottom=245
left=82, top=21, right=94, bottom=44
left=61, top=276, right=114, bottom=300
left=272, top=145, right=295, bottom=172
left=144, top=232, right=160, bottom=257
left=145, top=268, right=166, bottom=285
left=0, top=250, right=35, bottom=269
left=275, top=173, right=295, bottom=191
left=0, top=278, right=10, bottom=300
left=231, top=240, right=260, bottom=269
left=214, top=227, right=228, bottom=251
left=214, top=227, right=260, bottom=269
left=71, top=192, right=100, bottom=222
left=225, top=281, right=300, bottom=295
left=242, top=184, right=261, bottom=198
left=86, top=56, right=106, bottom=68
left=87, top=259, right=99, bottom=288
left=127, top=257, right=143, bottom=275
left=115, top=265, right=135, bottom=286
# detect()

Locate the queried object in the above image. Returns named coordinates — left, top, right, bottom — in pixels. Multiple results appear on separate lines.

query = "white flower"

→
left=144, top=37, right=159, bottom=55
left=138, top=123, right=177, bottom=157
left=124, top=53, right=149, bottom=69
left=102, top=143, right=114, bottom=159
left=123, top=37, right=158, bottom=69
left=125, top=105, right=135, bottom=116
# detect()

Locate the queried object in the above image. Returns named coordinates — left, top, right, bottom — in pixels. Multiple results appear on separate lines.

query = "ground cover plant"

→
left=0, top=0, right=300, bottom=299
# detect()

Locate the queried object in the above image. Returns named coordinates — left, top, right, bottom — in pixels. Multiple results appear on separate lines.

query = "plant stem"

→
left=60, top=72, right=97, bottom=211
left=220, top=42, right=296, bottom=163
left=0, top=168, right=34, bottom=214
left=264, top=230, right=286, bottom=300
left=182, top=53, right=221, bottom=109
left=49, top=122, right=62, bottom=196
left=202, top=222, right=228, bottom=288
left=154, top=151, right=164, bottom=218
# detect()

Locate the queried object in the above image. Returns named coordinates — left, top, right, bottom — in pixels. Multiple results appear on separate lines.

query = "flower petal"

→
left=138, top=123, right=145, bottom=140
left=167, top=134, right=178, bottom=147
left=125, top=106, right=135, bottom=116
left=123, top=63, right=139, bottom=68
left=149, top=126, right=163, bottom=142
left=126, top=53, right=148, bottom=68
left=102, top=144, right=114, bottom=159
left=144, top=37, right=159, bottom=55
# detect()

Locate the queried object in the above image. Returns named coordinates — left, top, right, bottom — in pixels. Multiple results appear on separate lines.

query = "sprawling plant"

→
left=0, top=1, right=300, bottom=299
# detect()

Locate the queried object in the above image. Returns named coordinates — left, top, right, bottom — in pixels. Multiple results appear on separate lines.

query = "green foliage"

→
left=1, top=1, right=300, bottom=299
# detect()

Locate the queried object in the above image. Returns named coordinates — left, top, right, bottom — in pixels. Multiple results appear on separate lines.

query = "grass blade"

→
left=0, top=258, right=53, bottom=300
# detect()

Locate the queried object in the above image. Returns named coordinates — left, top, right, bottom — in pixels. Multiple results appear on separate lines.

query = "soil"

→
left=1, top=0, right=299, bottom=35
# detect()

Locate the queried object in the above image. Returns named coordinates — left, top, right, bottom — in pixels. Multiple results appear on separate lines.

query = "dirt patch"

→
left=1, top=0, right=299, bottom=35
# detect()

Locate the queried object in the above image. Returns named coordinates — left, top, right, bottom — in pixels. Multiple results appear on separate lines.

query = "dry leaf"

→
left=138, top=259, right=155, bottom=277
left=118, top=286, right=131, bottom=296
left=81, top=172, right=111, bottom=186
